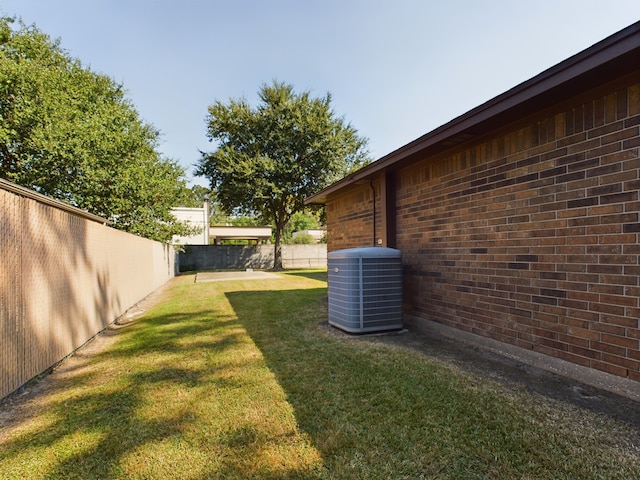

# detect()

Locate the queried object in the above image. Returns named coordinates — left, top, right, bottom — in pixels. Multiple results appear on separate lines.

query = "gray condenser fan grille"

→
left=328, top=247, right=403, bottom=333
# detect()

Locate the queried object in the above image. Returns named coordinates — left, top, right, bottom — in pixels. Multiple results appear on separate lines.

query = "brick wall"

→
left=326, top=182, right=381, bottom=249
left=0, top=185, right=175, bottom=399
left=326, top=76, right=640, bottom=380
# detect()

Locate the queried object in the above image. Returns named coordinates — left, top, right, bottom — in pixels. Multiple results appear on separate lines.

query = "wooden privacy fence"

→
left=0, top=180, right=175, bottom=400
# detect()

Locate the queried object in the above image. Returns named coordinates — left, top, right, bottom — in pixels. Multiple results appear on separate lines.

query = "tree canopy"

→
left=0, top=17, right=192, bottom=242
left=196, top=80, right=371, bottom=268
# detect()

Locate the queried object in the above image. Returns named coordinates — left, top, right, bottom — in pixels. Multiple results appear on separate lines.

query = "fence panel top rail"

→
left=0, top=178, right=110, bottom=225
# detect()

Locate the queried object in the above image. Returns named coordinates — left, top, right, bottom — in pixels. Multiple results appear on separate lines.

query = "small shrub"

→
left=291, top=233, right=314, bottom=244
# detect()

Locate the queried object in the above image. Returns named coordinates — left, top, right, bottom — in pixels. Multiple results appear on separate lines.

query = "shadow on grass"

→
left=378, top=329, right=640, bottom=433
left=0, top=303, right=321, bottom=480
left=0, top=311, right=220, bottom=473
left=227, top=288, right=640, bottom=479
left=3, top=277, right=639, bottom=479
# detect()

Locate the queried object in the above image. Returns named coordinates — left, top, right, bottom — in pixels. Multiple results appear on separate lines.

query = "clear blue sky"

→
left=2, top=1, right=639, bottom=187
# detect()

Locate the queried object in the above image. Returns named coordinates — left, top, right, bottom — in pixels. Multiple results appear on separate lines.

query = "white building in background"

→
left=171, top=203, right=210, bottom=245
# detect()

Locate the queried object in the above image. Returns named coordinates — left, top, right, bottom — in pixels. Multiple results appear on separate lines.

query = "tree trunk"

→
left=273, top=224, right=283, bottom=270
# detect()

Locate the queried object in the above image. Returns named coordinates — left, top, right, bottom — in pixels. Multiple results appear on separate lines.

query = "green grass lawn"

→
left=1, top=270, right=639, bottom=479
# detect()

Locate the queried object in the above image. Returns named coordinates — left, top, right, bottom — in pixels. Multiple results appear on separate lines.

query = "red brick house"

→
left=307, top=22, right=640, bottom=383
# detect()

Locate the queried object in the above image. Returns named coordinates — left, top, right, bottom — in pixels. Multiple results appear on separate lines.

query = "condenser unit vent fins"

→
left=328, top=247, right=403, bottom=333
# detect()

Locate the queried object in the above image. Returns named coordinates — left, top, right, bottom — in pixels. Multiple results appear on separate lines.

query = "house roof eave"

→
left=305, top=21, right=640, bottom=206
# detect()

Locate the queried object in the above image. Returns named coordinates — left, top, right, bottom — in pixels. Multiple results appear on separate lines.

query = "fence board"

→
left=0, top=184, right=175, bottom=399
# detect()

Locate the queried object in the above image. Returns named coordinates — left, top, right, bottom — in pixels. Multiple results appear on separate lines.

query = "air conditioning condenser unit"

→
left=327, top=247, right=403, bottom=333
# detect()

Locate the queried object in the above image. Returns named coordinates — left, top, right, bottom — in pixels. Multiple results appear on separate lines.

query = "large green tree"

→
left=0, top=18, right=192, bottom=242
left=196, top=80, right=371, bottom=269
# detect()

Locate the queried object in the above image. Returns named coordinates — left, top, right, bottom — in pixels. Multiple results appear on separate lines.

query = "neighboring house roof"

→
left=306, top=21, right=640, bottom=205
left=209, top=225, right=272, bottom=242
